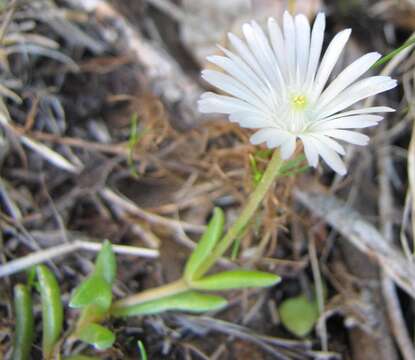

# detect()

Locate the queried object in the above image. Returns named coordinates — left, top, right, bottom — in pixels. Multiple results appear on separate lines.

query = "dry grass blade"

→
left=0, top=82, right=21, bottom=103
left=100, top=187, right=205, bottom=234
left=377, top=127, right=415, bottom=360
left=5, top=43, right=79, bottom=71
left=408, top=116, right=415, bottom=256
left=19, top=136, right=80, bottom=173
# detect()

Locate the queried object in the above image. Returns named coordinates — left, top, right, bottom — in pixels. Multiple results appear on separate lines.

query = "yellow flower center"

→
left=292, top=94, right=307, bottom=110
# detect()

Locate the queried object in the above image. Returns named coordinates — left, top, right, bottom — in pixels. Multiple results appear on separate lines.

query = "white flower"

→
left=198, top=12, right=397, bottom=175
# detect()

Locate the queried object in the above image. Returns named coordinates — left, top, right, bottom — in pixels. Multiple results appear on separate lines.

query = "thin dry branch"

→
left=294, top=190, right=415, bottom=299
left=0, top=239, right=159, bottom=278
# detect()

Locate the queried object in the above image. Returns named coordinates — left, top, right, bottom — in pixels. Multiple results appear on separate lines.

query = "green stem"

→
left=193, top=149, right=283, bottom=278
left=372, top=36, right=415, bottom=68
left=111, top=279, right=188, bottom=312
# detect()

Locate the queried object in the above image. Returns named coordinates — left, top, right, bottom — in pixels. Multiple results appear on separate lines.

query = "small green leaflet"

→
left=279, top=295, right=319, bottom=337
left=77, top=323, right=115, bottom=350
left=184, top=208, right=225, bottom=281
left=69, top=275, right=112, bottom=311
left=94, top=240, right=117, bottom=285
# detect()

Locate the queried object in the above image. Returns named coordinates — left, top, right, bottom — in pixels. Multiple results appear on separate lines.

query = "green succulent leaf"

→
left=36, top=265, right=63, bottom=359
left=190, top=270, right=281, bottom=291
left=112, top=291, right=227, bottom=317
left=94, top=240, right=116, bottom=285
left=184, top=208, right=225, bottom=281
left=77, top=323, right=115, bottom=350
left=138, top=340, right=148, bottom=360
left=12, top=284, right=34, bottom=360
left=279, top=295, right=319, bottom=337
left=69, top=275, right=112, bottom=311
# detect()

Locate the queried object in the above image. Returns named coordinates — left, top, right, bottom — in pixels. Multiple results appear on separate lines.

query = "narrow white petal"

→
left=268, top=18, right=288, bottom=79
left=314, top=115, right=383, bottom=130
left=323, top=129, right=370, bottom=145
left=283, top=11, right=296, bottom=81
left=252, top=22, right=286, bottom=90
left=229, top=111, right=275, bottom=128
left=250, top=128, right=290, bottom=147
left=312, top=134, right=345, bottom=155
left=322, top=106, right=395, bottom=119
left=313, top=140, right=347, bottom=175
left=306, top=12, right=325, bottom=86
left=299, top=135, right=319, bottom=167
left=318, top=76, right=397, bottom=118
left=280, top=134, right=297, bottom=159
left=227, top=33, right=270, bottom=86
left=316, top=52, right=382, bottom=110
left=201, top=70, right=271, bottom=111
left=198, top=92, right=262, bottom=114
left=207, top=55, right=270, bottom=101
left=295, top=14, right=311, bottom=84
left=249, top=21, right=286, bottom=92
left=312, top=29, right=351, bottom=101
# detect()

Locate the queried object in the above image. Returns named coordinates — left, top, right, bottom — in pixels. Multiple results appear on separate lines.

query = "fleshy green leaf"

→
left=69, top=275, right=112, bottom=311
left=190, top=270, right=281, bottom=290
left=279, top=295, right=319, bottom=337
left=77, top=323, right=115, bottom=350
left=94, top=240, right=116, bottom=284
left=112, top=291, right=227, bottom=317
left=184, top=208, right=225, bottom=281
left=36, top=265, right=63, bottom=359
left=138, top=340, right=148, bottom=360
left=12, top=284, right=34, bottom=360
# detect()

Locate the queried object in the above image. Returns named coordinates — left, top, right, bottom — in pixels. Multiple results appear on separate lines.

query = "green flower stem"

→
left=192, top=149, right=283, bottom=278
left=111, top=149, right=283, bottom=314
left=111, top=279, right=188, bottom=311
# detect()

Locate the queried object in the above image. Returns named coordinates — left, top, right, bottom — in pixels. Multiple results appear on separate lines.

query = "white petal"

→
left=323, top=129, right=370, bottom=145
left=229, top=111, right=275, bottom=128
left=198, top=92, right=262, bottom=114
left=207, top=55, right=270, bottom=102
left=295, top=14, right=311, bottom=84
left=315, top=115, right=383, bottom=130
left=280, top=134, right=297, bottom=159
left=299, top=135, right=319, bottom=167
left=227, top=33, right=270, bottom=86
left=316, top=52, right=382, bottom=111
left=283, top=11, right=296, bottom=81
left=313, top=140, right=347, bottom=175
left=322, top=106, right=395, bottom=119
left=201, top=70, right=271, bottom=111
left=318, top=76, right=397, bottom=118
left=268, top=18, right=288, bottom=79
left=312, top=134, right=345, bottom=154
left=306, top=13, right=325, bottom=86
left=250, top=128, right=291, bottom=148
left=312, top=29, right=351, bottom=101
left=243, top=22, right=286, bottom=93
